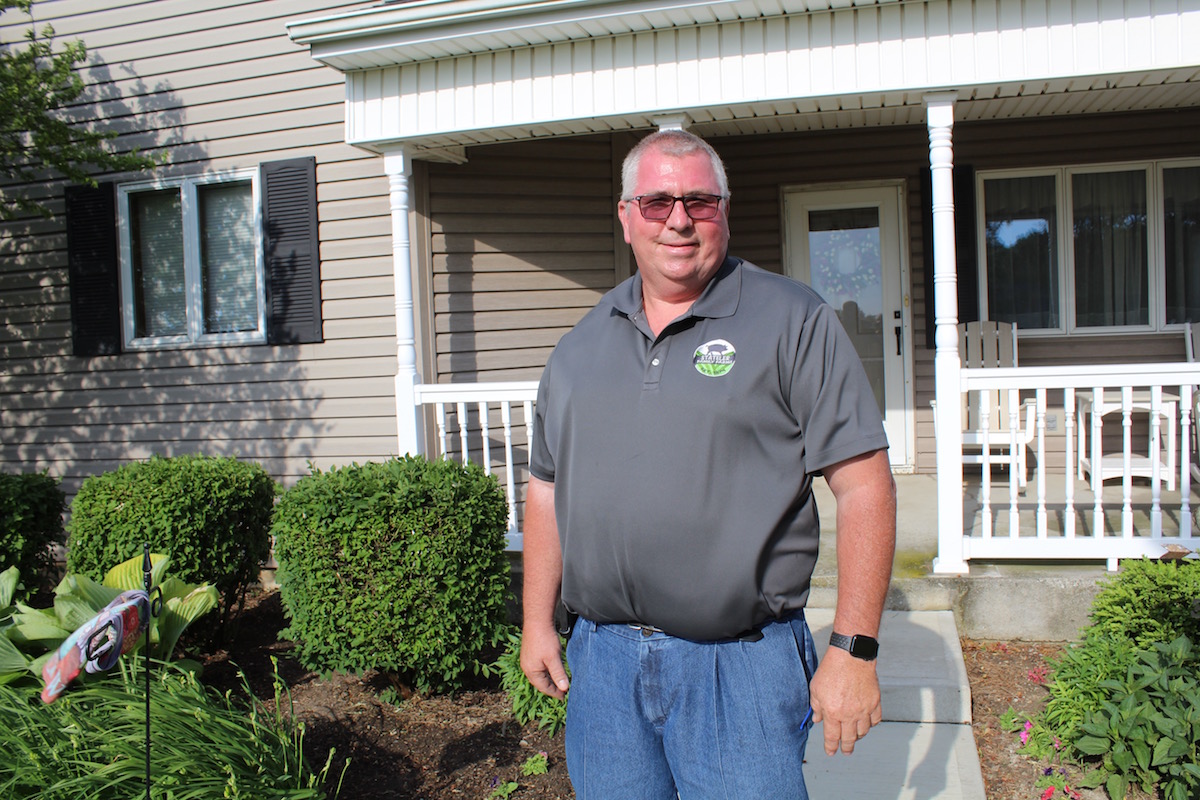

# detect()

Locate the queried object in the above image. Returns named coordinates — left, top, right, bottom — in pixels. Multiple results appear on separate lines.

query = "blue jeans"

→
left=564, top=610, right=818, bottom=800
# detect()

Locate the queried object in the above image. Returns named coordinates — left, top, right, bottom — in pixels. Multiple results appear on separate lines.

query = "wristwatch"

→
left=829, top=631, right=879, bottom=661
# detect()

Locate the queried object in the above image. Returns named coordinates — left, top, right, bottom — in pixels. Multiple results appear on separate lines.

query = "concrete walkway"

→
left=803, top=607, right=986, bottom=800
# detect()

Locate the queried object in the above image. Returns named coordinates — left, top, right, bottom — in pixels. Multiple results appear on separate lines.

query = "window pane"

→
left=130, top=188, right=185, bottom=337
left=199, top=181, right=258, bottom=334
left=1072, top=170, right=1148, bottom=328
left=1164, top=166, right=1200, bottom=325
left=983, top=176, right=1060, bottom=329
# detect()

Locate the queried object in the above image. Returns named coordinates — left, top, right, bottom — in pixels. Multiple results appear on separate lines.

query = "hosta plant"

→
left=0, top=554, right=217, bottom=688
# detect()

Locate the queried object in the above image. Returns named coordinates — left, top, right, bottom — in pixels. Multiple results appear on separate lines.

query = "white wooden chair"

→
left=934, top=321, right=1035, bottom=487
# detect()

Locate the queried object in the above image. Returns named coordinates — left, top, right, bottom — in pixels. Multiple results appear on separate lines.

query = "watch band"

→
left=829, top=631, right=879, bottom=661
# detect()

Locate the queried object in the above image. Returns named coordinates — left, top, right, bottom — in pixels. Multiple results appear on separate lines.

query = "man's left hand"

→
left=808, top=647, right=883, bottom=756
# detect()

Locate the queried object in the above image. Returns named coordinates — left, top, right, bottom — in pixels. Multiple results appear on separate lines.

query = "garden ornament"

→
left=40, top=587, right=152, bottom=703
left=38, top=545, right=161, bottom=800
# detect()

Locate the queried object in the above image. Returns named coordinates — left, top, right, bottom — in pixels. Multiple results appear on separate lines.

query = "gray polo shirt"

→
left=530, top=256, right=888, bottom=641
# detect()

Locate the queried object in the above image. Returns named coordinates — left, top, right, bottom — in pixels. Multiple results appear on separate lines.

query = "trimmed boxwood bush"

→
left=66, top=455, right=275, bottom=616
left=0, top=472, right=65, bottom=594
left=272, top=456, right=511, bottom=693
left=1085, top=557, right=1200, bottom=648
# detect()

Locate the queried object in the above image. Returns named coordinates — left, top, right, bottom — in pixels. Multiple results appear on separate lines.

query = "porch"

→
left=415, top=366, right=1200, bottom=639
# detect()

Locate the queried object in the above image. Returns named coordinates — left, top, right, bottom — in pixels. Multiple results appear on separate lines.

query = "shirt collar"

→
left=612, top=255, right=743, bottom=322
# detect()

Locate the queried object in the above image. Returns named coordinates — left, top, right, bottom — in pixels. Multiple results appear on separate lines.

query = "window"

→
left=979, top=160, right=1200, bottom=333
left=119, top=171, right=265, bottom=348
left=1164, top=165, right=1200, bottom=326
left=66, top=157, right=321, bottom=357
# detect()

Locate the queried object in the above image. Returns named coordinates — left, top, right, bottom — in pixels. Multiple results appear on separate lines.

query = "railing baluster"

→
left=1092, top=387, right=1104, bottom=543
left=1182, top=385, right=1194, bottom=540
left=1121, top=387, right=1133, bottom=542
left=501, top=402, right=518, bottom=536
left=1035, top=390, right=1047, bottom=539
left=456, top=401, right=469, bottom=462
left=478, top=401, right=492, bottom=475
left=1007, top=388, right=1020, bottom=537
left=434, top=403, right=449, bottom=458
left=1064, top=388, right=1076, bottom=539
left=979, top=391, right=992, bottom=539
left=1150, top=387, right=1162, bottom=537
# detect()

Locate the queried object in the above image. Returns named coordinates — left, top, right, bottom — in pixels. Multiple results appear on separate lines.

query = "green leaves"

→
left=0, top=1, right=161, bottom=220
left=481, top=628, right=568, bottom=736
left=273, top=456, right=511, bottom=694
left=0, top=658, right=341, bottom=798
left=1062, top=636, right=1200, bottom=799
left=0, top=554, right=218, bottom=689
left=0, top=472, right=65, bottom=597
left=1010, top=560, right=1200, bottom=799
left=66, top=455, right=276, bottom=628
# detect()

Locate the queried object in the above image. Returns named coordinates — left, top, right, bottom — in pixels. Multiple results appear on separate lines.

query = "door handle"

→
left=895, top=326, right=902, bottom=355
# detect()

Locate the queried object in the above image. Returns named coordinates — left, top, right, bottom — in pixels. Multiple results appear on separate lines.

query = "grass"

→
left=0, top=656, right=345, bottom=800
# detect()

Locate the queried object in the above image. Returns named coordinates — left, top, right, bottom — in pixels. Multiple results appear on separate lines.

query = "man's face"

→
left=618, top=148, right=730, bottom=299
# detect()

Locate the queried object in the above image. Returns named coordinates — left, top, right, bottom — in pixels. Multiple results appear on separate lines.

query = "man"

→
left=521, top=129, right=896, bottom=799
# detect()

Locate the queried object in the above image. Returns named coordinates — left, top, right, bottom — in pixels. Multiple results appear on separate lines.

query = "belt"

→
left=626, top=622, right=765, bottom=643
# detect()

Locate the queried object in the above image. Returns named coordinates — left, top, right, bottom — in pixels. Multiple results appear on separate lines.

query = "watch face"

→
left=850, top=635, right=879, bottom=660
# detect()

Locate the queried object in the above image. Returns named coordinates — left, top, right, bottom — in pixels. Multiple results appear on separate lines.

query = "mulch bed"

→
left=197, top=590, right=1087, bottom=800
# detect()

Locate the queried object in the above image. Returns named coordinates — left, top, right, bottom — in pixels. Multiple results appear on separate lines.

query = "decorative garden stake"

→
left=143, top=543, right=154, bottom=800
left=39, top=543, right=161, bottom=799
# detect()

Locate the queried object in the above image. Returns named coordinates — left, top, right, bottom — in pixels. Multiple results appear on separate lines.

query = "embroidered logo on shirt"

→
left=693, top=339, right=736, bottom=377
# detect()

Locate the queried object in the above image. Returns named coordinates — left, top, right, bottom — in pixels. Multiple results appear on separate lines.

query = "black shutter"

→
left=922, top=165, right=978, bottom=350
left=65, top=183, right=122, bottom=356
left=261, top=157, right=322, bottom=344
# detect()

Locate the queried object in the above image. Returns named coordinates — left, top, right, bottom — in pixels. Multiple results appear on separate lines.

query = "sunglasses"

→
left=630, top=194, right=725, bottom=221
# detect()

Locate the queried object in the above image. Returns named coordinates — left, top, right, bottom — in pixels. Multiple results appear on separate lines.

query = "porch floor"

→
left=809, top=472, right=1197, bottom=641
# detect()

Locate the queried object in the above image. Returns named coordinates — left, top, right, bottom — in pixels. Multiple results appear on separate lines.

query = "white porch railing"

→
left=413, top=381, right=539, bottom=551
left=943, top=362, right=1200, bottom=572
left=414, top=366, right=1200, bottom=570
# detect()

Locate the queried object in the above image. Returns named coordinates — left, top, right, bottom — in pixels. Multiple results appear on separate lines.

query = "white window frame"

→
left=117, top=169, right=266, bottom=350
left=977, top=158, right=1199, bottom=336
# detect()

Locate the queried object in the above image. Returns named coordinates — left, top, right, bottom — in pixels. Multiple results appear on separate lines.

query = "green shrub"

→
left=272, top=456, right=511, bottom=693
left=1042, top=634, right=1140, bottom=750
left=1086, top=558, right=1200, bottom=649
left=1072, top=637, right=1200, bottom=800
left=483, top=628, right=568, bottom=736
left=0, top=657, right=342, bottom=799
left=1018, top=557, right=1200, bottom=796
left=66, top=456, right=275, bottom=616
left=0, top=472, right=65, bottom=595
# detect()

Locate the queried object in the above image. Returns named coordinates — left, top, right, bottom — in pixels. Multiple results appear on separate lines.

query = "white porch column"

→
left=926, top=93, right=969, bottom=575
left=383, top=147, right=424, bottom=456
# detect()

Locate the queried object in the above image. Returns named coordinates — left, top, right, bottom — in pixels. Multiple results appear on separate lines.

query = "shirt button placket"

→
left=644, top=342, right=667, bottom=388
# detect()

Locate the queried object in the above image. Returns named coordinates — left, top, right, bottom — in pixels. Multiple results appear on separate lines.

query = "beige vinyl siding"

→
left=425, top=136, right=620, bottom=382
left=0, top=0, right=396, bottom=494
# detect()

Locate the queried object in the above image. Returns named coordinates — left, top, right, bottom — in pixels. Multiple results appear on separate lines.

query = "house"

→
left=1, top=0, right=1198, bottom=572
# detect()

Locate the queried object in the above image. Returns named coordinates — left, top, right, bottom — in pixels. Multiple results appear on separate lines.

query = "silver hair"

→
left=620, top=129, right=730, bottom=201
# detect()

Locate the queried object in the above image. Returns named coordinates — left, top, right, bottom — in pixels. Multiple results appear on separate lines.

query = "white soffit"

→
left=288, top=0, right=903, bottom=70
left=289, top=0, right=1200, bottom=154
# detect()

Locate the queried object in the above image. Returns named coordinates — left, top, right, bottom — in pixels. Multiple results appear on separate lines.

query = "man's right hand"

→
left=520, top=623, right=570, bottom=698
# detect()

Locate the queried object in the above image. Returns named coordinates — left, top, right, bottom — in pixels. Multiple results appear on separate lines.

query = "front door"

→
left=783, top=184, right=912, bottom=469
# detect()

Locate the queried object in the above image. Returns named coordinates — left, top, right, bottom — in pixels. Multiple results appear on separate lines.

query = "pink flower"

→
left=1041, top=788, right=1056, bottom=800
